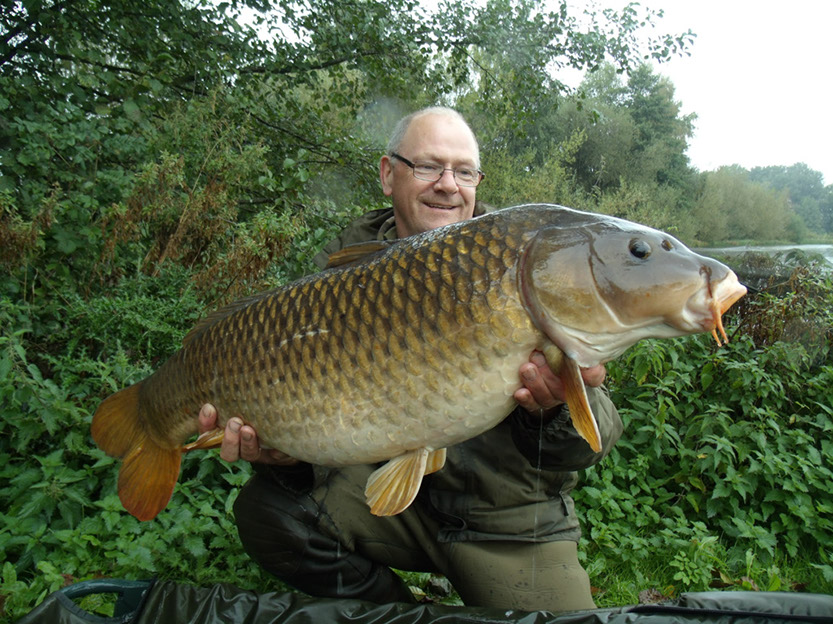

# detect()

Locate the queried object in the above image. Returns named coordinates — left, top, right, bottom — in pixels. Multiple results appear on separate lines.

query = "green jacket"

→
left=315, top=208, right=623, bottom=543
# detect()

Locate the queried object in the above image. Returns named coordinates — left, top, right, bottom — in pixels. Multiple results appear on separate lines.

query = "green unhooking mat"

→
left=15, top=578, right=833, bottom=624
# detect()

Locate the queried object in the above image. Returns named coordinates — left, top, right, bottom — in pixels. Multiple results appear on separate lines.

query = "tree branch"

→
left=1, top=0, right=80, bottom=66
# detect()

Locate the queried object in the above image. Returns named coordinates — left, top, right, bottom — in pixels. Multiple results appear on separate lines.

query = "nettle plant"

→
left=579, top=266, right=833, bottom=597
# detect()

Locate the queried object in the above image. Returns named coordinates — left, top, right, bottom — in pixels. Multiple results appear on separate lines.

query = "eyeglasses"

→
left=390, top=152, right=484, bottom=188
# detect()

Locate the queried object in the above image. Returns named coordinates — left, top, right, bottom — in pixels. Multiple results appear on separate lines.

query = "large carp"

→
left=92, top=204, right=746, bottom=521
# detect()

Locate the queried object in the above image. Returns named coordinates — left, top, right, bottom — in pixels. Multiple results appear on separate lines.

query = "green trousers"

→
left=235, top=463, right=596, bottom=613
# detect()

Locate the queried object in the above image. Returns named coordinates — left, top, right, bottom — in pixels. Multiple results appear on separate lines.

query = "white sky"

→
left=600, top=1, right=832, bottom=185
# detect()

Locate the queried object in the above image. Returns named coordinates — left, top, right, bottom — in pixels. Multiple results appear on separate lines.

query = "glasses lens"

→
left=413, top=164, right=442, bottom=181
left=455, top=168, right=477, bottom=186
left=410, top=162, right=481, bottom=187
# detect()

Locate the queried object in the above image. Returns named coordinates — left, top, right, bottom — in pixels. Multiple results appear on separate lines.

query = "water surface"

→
left=697, top=244, right=833, bottom=267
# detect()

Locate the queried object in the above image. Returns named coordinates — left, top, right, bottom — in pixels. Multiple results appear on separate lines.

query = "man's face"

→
left=380, top=114, right=479, bottom=238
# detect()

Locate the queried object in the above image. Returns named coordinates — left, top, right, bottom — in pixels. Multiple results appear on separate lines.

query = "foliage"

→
left=691, top=166, right=794, bottom=244
left=476, top=132, right=591, bottom=209
left=2, top=0, right=832, bottom=619
left=751, top=163, right=833, bottom=234
left=580, top=268, right=833, bottom=605
left=0, top=292, right=279, bottom=622
left=595, top=178, right=695, bottom=243
left=570, top=63, right=697, bottom=194
left=461, top=60, right=704, bottom=242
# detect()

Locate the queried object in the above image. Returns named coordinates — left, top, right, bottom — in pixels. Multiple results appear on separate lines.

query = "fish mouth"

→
left=683, top=270, right=746, bottom=345
left=709, top=278, right=747, bottom=345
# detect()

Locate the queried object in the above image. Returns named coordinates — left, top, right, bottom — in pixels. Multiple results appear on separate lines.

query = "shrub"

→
left=580, top=267, right=833, bottom=600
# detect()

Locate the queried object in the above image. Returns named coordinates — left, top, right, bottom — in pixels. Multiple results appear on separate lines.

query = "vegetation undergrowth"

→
left=582, top=265, right=833, bottom=606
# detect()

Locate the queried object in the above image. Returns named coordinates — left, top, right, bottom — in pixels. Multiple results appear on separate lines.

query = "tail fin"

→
left=91, top=383, right=181, bottom=521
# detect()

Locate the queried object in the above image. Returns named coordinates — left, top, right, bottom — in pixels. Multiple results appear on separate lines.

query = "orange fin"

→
left=118, top=434, right=181, bottom=521
left=543, top=344, right=602, bottom=453
left=424, top=448, right=447, bottom=475
left=91, top=382, right=181, bottom=521
left=326, top=241, right=393, bottom=269
left=365, top=448, right=429, bottom=516
left=183, top=428, right=225, bottom=452
left=91, top=383, right=143, bottom=458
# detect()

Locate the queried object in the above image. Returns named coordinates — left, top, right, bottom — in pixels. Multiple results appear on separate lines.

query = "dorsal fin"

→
left=325, top=241, right=394, bottom=269
left=182, top=290, right=275, bottom=346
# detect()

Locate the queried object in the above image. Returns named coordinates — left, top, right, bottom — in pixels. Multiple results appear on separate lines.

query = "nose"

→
left=433, top=168, right=459, bottom=193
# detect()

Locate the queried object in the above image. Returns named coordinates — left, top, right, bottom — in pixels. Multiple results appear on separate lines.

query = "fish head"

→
left=520, top=217, right=747, bottom=366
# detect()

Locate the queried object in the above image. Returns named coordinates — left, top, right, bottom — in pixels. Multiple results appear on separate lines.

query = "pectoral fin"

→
left=425, top=448, right=447, bottom=475
left=543, top=343, right=602, bottom=453
left=365, top=448, right=432, bottom=516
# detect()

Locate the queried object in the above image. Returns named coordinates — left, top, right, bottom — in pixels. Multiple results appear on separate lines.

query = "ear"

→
left=380, top=155, right=394, bottom=197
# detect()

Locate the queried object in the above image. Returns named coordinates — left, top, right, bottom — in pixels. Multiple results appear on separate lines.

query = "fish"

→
left=91, top=204, right=746, bottom=521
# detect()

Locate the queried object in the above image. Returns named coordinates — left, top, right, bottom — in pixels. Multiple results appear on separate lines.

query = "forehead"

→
left=399, top=114, right=478, bottom=164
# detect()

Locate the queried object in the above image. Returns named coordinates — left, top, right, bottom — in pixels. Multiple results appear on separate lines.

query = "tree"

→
left=1, top=0, right=695, bottom=299
left=510, top=62, right=697, bottom=203
left=452, top=0, right=694, bottom=147
left=625, top=64, right=696, bottom=192
left=692, top=166, right=792, bottom=243
left=750, top=163, right=831, bottom=233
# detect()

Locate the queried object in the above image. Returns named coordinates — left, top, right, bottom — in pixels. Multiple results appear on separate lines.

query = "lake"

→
left=696, top=244, right=833, bottom=267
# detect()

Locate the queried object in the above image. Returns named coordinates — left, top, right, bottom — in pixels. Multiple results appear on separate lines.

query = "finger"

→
left=580, top=364, right=606, bottom=387
left=219, top=417, right=244, bottom=462
left=198, top=403, right=218, bottom=434
left=521, top=360, right=564, bottom=405
left=239, top=425, right=262, bottom=462
left=513, top=386, right=540, bottom=412
left=529, top=350, right=549, bottom=369
left=518, top=363, right=564, bottom=410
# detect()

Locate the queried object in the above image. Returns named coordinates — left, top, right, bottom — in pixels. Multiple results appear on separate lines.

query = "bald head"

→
left=380, top=108, right=480, bottom=238
left=386, top=107, right=481, bottom=169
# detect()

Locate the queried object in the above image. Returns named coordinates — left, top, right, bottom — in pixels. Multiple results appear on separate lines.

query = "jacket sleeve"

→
left=509, top=385, right=623, bottom=472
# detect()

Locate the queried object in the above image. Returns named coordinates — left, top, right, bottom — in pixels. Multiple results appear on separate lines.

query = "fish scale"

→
left=92, top=204, right=746, bottom=520
left=173, top=215, right=531, bottom=461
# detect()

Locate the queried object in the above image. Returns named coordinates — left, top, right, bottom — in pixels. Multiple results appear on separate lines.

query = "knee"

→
left=232, top=471, right=412, bottom=603
left=233, top=471, right=321, bottom=579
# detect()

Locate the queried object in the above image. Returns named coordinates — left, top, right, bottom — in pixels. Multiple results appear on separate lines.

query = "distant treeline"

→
left=3, top=0, right=831, bottom=310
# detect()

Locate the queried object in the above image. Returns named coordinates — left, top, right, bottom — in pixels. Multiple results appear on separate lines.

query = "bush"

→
left=0, top=293, right=280, bottom=622
left=580, top=268, right=833, bottom=601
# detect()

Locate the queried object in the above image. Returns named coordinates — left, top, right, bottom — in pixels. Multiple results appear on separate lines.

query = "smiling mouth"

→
left=425, top=203, right=456, bottom=210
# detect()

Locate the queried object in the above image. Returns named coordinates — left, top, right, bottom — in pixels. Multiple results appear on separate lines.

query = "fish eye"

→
left=629, top=239, right=652, bottom=259
left=661, top=239, right=673, bottom=251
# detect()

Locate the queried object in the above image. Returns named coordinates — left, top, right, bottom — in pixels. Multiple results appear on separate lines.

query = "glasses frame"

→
left=390, top=152, right=484, bottom=188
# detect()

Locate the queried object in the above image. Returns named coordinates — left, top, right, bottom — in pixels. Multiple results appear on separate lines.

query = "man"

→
left=199, top=107, right=622, bottom=612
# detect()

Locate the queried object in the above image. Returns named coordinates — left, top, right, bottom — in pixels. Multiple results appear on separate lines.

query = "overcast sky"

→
left=598, top=1, right=832, bottom=185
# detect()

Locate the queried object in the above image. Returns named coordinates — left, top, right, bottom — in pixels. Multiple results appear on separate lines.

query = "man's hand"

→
left=514, top=350, right=606, bottom=414
left=198, top=403, right=299, bottom=465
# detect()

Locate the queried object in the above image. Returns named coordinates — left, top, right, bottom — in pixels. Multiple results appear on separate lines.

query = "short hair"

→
left=386, top=107, right=480, bottom=169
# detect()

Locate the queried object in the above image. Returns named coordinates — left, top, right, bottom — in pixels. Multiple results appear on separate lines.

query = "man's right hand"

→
left=198, top=403, right=300, bottom=465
